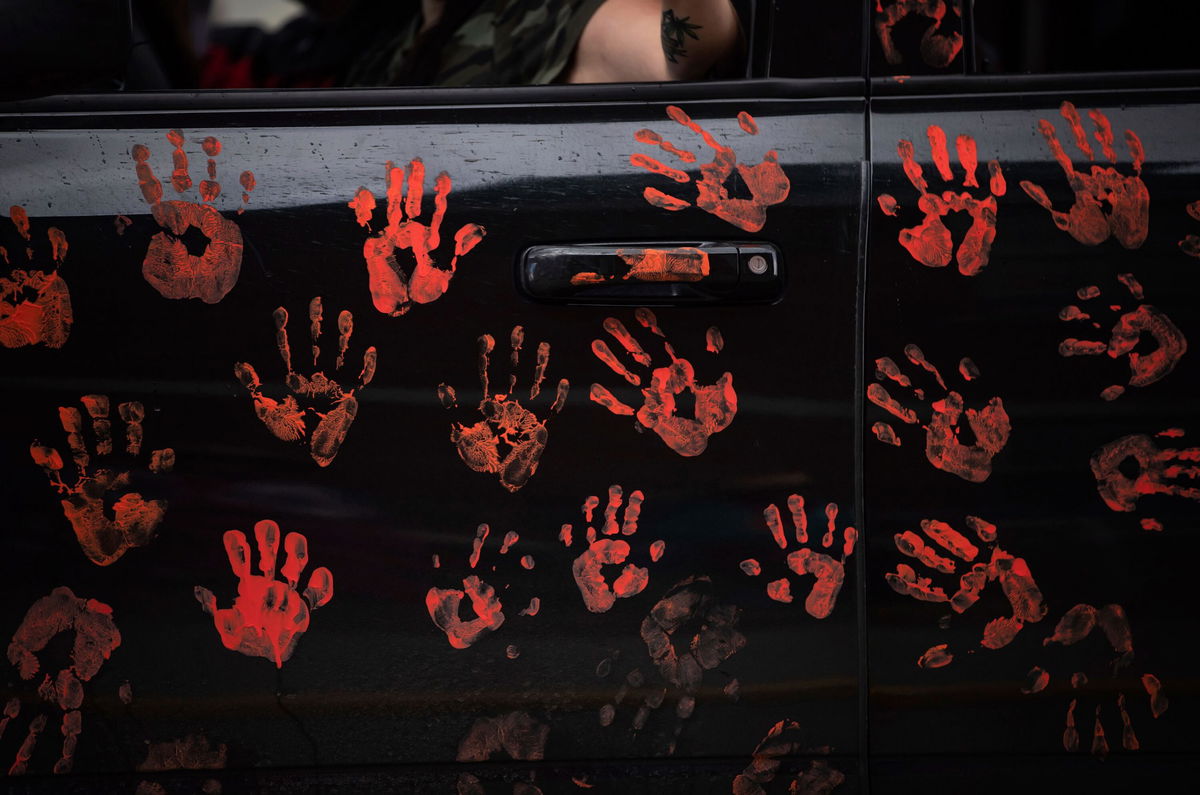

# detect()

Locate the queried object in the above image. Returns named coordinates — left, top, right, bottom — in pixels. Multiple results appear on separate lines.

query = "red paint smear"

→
left=872, top=421, right=901, bottom=445
left=1158, top=427, right=1185, bottom=438
left=1090, top=432, right=1200, bottom=514
left=740, top=559, right=761, bottom=576
left=519, top=597, right=540, bottom=617
left=963, top=515, right=997, bottom=542
left=1022, top=667, right=1050, bottom=694
left=632, top=106, right=790, bottom=233
left=505, top=644, right=520, bottom=659
left=499, top=530, right=518, bottom=554
left=875, top=0, right=963, bottom=68
left=705, top=326, right=724, bottom=354
left=877, top=194, right=900, bottom=216
left=1140, top=517, right=1164, bottom=532
left=1117, top=272, right=1144, bottom=299
left=573, top=247, right=711, bottom=286
left=194, top=521, right=333, bottom=667
left=918, top=643, right=953, bottom=668
left=1020, top=102, right=1149, bottom=249
left=349, top=159, right=485, bottom=315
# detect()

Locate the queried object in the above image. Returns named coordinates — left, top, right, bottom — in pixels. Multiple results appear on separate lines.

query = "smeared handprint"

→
left=234, top=297, right=377, bottom=467
left=1, top=205, right=72, bottom=349
left=1020, top=102, right=1149, bottom=249
left=740, top=495, right=857, bottom=620
left=1058, top=275, right=1186, bottom=401
left=875, top=0, right=963, bottom=68
left=455, top=711, right=548, bottom=795
left=1024, top=603, right=1168, bottom=757
left=348, top=158, right=486, bottom=316
left=194, top=519, right=333, bottom=668
left=1181, top=200, right=1200, bottom=258
left=427, top=523, right=539, bottom=650
left=877, top=125, right=1007, bottom=276
left=1090, top=428, right=1199, bottom=531
left=732, top=720, right=845, bottom=795
left=30, top=395, right=175, bottom=566
left=561, top=484, right=665, bottom=613
left=439, top=326, right=568, bottom=492
left=868, top=344, right=1010, bottom=482
left=590, top=309, right=736, bottom=457
left=884, top=515, right=1046, bottom=668
left=630, top=106, right=790, bottom=233
left=4, top=587, right=120, bottom=775
left=130, top=131, right=255, bottom=302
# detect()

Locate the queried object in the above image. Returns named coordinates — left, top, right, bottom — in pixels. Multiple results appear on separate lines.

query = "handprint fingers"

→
left=223, top=529, right=253, bottom=580
left=633, top=127, right=697, bottom=163
left=254, top=519, right=281, bottom=579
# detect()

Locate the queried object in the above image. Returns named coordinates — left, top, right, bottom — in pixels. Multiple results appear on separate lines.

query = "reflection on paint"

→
left=744, top=495, right=857, bottom=619
left=631, top=106, right=790, bottom=233
left=869, top=345, right=1010, bottom=482
left=570, top=247, right=711, bottom=286
left=5, top=587, right=120, bottom=775
left=885, top=516, right=1046, bottom=667
left=234, top=298, right=377, bottom=467
left=1058, top=275, right=1186, bottom=400
left=732, top=719, right=845, bottom=795
left=440, top=326, right=568, bottom=492
left=130, top=131, right=251, bottom=303
left=878, top=126, right=1006, bottom=276
left=29, top=395, right=175, bottom=566
left=349, top=158, right=485, bottom=316
left=456, top=711, right=548, bottom=794
left=1020, top=102, right=1149, bottom=249
left=590, top=308, right=736, bottom=456
left=1090, top=430, right=1200, bottom=529
left=875, top=0, right=963, bottom=68
left=1, top=205, right=72, bottom=349
left=194, top=520, right=333, bottom=668
left=564, top=485, right=663, bottom=613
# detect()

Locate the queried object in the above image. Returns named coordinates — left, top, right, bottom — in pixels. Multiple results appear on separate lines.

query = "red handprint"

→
left=1020, top=102, right=1149, bottom=249
left=562, top=484, right=665, bottom=613
left=234, top=297, right=377, bottom=467
left=130, top=131, right=255, bottom=303
left=732, top=720, right=846, bottom=795
left=439, top=326, right=568, bottom=492
left=455, top=711, right=548, bottom=795
left=884, top=515, right=1046, bottom=668
left=630, top=106, right=790, bottom=233
left=1090, top=428, right=1200, bottom=531
left=1, top=205, right=72, bottom=349
left=875, top=0, right=963, bottom=68
left=740, top=495, right=858, bottom=620
left=877, top=126, right=1007, bottom=276
left=1058, top=275, right=1186, bottom=401
left=1181, top=200, right=1200, bottom=258
left=348, top=158, right=486, bottom=316
left=30, top=395, right=175, bottom=566
left=590, top=309, right=736, bottom=457
left=868, top=344, right=1010, bottom=482
left=194, top=519, right=334, bottom=668
left=4, top=587, right=121, bottom=775
left=427, top=523, right=540, bottom=650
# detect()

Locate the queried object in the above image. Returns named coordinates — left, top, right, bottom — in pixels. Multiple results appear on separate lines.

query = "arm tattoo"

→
left=661, top=9, right=703, bottom=63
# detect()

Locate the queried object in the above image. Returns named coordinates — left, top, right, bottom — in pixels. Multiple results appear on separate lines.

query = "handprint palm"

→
left=194, top=519, right=333, bottom=668
left=590, top=308, right=736, bottom=457
left=631, top=106, right=790, bottom=233
left=349, top=158, right=486, bottom=316
left=1, top=205, right=72, bottom=349
left=563, top=484, right=665, bottom=613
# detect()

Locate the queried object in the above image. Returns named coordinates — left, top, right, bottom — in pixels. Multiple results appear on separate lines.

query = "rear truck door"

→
left=0, top=67, right=868, bottom=795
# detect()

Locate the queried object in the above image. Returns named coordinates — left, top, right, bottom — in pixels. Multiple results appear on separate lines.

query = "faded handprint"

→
left=439, top=326, right=568, bottom=492
left=868, top=345, right=1010, bottom=482
left=30, top=395, right=175, bottom=566
left=1058, top=275, right=1186, bottom=401
left=1181, top=200, right=1200, bottom=257
left=1090, top=428, right=1199, bottom=531
left=732, top=720, right=846, bottom=795
left=740, top=495, right=857, bottom=620
left=348, top=158, right=486, bottom=316
left=884, top=515, right=1046, bottom=668
left=561, top=485, right=665, bottom=613
left=455, top=711, right=548, bottom=795
left=877, top=126, right=1007, bottom=276
left=4, top=587, right=121, bottom=775
left=630, top=106, right=790, bottom=233
left=875, top=0, right=963, bottom=68
left=1, top=205, right=72, bottom=349
left=136, top=733, right=226, bottom=795
left=427, top=523, right=540, bottom=650
left=130, top=130, right=255, bottom=303
left=590, top=308, right=736, bottom=457
left=234, top=297, right=377, bottom=467
left=194, top=519, right=333, bottom=668
left=1020, top=102, right=1149, bottom=249
left=1023, top=604, right=1169, bottom=757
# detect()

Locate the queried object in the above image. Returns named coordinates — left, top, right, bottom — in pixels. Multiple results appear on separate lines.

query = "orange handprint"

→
left=590, top=309, right=736, bottom=457
left=30, top=395, right=175, bottom=566
left=234, top=297, right=377, bottom=467
left=740, top=495, right=857, bottom=620
left=348, top=158, right=486, bottom=316
left=194, top=519, right=333, bottom=668
left=630, top=106, right=790, bottom=233
left=1, top=205, right=71, bottom=349
left=875, top=0, right=963, bottom=68
left=1090, top=428, right=1200, bottom=531
left=1020, top=102, right=1149, bottom=249
left=877, top=125, right=1007, bottom=276
left=130, top=131, right=254, bottom=303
